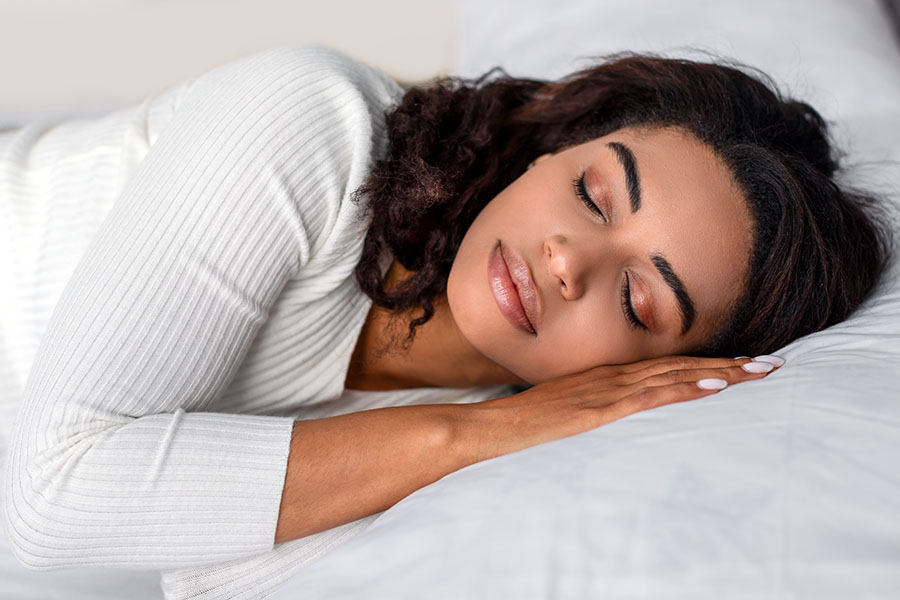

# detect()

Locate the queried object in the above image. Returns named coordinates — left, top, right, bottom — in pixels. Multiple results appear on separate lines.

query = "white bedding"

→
left=269, top=0, right=900, bottom=598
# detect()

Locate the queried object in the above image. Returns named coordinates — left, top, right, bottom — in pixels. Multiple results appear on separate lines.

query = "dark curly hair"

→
left=349, top=51, right=894, bottom=362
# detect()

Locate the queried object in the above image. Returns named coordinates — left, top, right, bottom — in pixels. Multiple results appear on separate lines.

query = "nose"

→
left=544, top=235, right=592, bottom=300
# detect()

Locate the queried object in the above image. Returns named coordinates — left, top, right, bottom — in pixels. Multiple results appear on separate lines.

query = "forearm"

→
left=274, top=402, right=487, bottom=545
left=274, top=356, right=772, bottom=545
left=273, top=382, right=632, bottom=545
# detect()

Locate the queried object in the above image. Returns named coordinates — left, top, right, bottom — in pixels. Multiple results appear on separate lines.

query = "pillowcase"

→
left=270, top=1, right=900, bottom=598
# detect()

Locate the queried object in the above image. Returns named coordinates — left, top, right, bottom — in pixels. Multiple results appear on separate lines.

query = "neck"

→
left=345, top=261, right=528, bottom=392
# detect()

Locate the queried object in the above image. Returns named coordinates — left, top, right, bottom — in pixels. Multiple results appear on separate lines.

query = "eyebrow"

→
left=651, top=254, right=696, bottom=336
left=605, top=140, right=696, bottom=335
left=606, top=141, right=642, bottom=213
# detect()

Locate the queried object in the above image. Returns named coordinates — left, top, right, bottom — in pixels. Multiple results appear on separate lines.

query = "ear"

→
left=533, top=152, right=553, bottom=166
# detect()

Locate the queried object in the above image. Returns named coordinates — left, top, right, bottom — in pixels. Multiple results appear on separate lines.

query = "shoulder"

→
left=148, top=45, right=405, bottom=272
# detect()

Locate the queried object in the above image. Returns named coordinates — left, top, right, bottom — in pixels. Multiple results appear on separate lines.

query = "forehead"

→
left=589, top=126, right=754, bottom=343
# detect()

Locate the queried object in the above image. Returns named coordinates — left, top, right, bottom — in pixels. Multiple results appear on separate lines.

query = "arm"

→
left=274, top=355, right=774, bottom=544
left=276, top=405, right=463, bottom=544
left=2, top=45, right=403, bottom=570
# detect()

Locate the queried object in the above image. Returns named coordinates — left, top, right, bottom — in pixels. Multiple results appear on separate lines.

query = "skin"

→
left=344, top=124, right=754, bottom=391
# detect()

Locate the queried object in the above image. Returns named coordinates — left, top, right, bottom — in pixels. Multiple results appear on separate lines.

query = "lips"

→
left=488, top=241, right=542, bottom=334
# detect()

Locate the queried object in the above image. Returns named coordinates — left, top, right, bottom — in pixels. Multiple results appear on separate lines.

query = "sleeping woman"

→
left=0, top=44, right=891, bottom=593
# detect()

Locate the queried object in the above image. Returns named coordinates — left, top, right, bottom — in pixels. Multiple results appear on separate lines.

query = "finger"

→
left=612, top=355, right=756, bottom=385
left=634, top=362, right=773, bottom=390
left=612, top=379, right=727, bottom=419
left=613, top=354, right=746, bottom=375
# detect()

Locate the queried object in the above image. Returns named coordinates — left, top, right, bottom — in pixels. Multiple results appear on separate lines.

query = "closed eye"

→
left=621, top=273, right=649, bottom=331
left=571, top=172, right=607, bottom=222
left=571, top=171, right=649, bottom=333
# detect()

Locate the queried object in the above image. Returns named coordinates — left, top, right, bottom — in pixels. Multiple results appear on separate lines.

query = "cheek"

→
left=529, top=308, right=645, bottom=379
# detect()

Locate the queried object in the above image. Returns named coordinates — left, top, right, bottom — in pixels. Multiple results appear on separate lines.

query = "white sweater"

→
left=0, top=45, right=516, bottom=599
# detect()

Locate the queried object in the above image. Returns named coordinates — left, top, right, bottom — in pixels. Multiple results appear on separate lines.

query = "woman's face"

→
left=446, top=124, right=754, bottom=385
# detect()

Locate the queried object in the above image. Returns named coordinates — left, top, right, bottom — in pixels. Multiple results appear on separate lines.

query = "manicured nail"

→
left=742, top=361, right=774, bottom=373
left=754, top=354, right=785, bottom=367
left=697, top=378, right=728, bottom=390
left=734, top=356, right=750, bottom=359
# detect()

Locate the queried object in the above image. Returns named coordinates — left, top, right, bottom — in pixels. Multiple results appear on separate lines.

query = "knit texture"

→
left=0, top=45, right=515, bottom=599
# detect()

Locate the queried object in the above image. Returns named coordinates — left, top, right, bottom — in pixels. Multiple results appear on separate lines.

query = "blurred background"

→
left=0, top=0, right=456, bottom=126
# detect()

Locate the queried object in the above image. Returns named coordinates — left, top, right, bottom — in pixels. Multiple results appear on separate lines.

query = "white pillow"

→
left=271, top=1, right=900, bottom=598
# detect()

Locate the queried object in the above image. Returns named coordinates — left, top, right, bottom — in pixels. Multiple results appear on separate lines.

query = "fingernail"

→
left=754, top=354, right=785, bottom=367
left=734, top=356, right=750, bottom=359
left=742, top=361, right=774, bottom=373
left=697, top=378, right=728, bottom=390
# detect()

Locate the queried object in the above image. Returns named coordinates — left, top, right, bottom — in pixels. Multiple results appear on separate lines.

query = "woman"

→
left=1, top=44, right=890, bottom=597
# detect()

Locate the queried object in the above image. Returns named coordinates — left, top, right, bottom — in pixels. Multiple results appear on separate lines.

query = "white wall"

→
left=0, top=0, right=456, bottom=124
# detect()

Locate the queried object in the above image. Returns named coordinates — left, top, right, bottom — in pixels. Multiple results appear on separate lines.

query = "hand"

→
left=462, top=355, right=782, bottom=462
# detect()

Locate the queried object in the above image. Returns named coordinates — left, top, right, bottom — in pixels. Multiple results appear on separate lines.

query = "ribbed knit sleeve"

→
left=1, top=45, right=401, bottom=570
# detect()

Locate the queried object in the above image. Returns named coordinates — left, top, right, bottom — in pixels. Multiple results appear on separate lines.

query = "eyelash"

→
left=621, top=273, right=649, bottom=331
left=571, top=171, right=648, bottom=332
left=570, top=172, right=607, bottom=222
